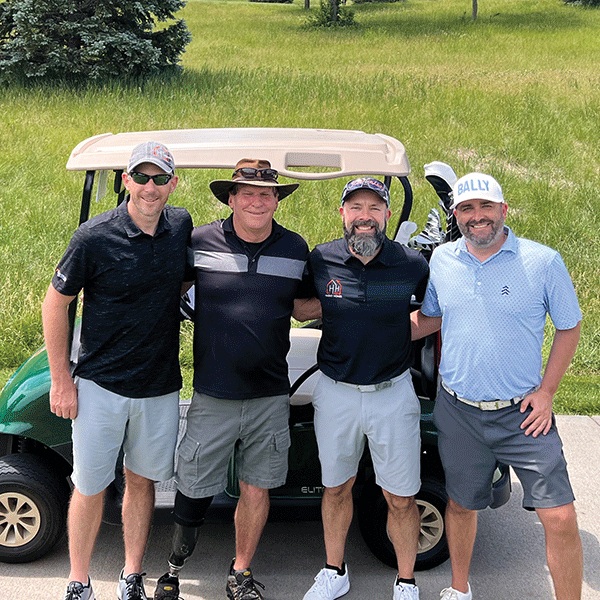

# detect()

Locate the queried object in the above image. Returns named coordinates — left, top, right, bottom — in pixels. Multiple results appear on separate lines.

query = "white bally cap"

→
left=451, top=173, right=504, bottom=209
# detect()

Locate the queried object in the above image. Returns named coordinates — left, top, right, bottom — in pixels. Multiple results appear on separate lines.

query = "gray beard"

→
left=458, top=219, right=505, bottom=248
left=344, top=220, right=386, bottom=257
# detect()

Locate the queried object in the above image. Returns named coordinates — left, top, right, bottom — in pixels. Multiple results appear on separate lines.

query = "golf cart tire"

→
left=357, top=475, right=449, bottom=571
left=0, top=453, right=70, bottom=563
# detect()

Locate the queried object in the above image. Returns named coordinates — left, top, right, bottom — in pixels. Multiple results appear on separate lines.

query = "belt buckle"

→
left=479, top=399, right=508, bottom=411
left=482, top=401, right=501, bottom=411
left=374, top=380, right=392, bottom=392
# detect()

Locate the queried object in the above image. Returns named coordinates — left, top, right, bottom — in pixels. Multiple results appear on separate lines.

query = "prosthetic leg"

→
left=167, top=523, right=201, bottom=573
left=153, top=493, right=213, bottom=600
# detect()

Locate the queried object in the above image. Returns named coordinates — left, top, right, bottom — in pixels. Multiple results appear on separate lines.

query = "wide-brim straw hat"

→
left=210, top=158, right=299, bottom=204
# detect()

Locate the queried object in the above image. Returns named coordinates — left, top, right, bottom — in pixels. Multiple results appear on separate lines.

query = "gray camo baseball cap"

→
left=128, top=141, right=175, bottom=175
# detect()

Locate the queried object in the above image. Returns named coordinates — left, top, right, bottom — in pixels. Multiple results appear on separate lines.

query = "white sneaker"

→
left=393, top=579, right=419, bottom=600
left=303, top=567, right=350, bottom=600
left=440, top=583, right=472, bottom=600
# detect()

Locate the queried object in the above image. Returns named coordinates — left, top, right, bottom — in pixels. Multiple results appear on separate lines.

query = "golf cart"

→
left=0, top=128, right=511, bottom=568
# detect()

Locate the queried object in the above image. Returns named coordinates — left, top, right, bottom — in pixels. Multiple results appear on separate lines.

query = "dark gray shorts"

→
left=176, top=392, right=291, bottom=498
left=433, top=385, right=575, bottom=510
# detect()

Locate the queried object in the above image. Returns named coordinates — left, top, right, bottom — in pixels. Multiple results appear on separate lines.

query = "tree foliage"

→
left=307, top=0, right=356, bottom=27
left=563, top=0, right=600, bottom=5
left=0, top=0, right=191, bottom=83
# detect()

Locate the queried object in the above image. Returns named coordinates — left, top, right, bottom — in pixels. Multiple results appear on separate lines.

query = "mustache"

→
left=344, top=218, right=386, bottom=257
left=349, top=219, right=380, bottom=232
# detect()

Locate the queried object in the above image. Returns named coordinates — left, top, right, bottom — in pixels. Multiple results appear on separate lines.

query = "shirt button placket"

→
left=475, top=264, right=483, bottom=297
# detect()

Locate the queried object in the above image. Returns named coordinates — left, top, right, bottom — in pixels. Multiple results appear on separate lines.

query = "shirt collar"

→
left=455, top=226, right=516, bottom=261
left=221, top=214, right=284, bottom=243
left=120, top=200, right=170, bottom=238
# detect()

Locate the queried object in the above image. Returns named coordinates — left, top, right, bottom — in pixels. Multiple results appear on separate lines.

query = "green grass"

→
left=1, top=0, right=599, bottom=411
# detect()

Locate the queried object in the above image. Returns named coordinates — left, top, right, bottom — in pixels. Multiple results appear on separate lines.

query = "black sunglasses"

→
left=129, top=172, right=173, bottom=186
left=233, top=167, right=278, bottom=181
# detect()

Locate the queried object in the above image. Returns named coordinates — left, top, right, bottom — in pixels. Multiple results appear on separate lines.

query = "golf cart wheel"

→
left=357, top=476, right=449, bottom=571
left=0, top=453, right=70, bottom=563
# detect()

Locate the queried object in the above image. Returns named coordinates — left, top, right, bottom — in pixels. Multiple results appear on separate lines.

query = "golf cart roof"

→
left=66, top=128, right=411, bottom=180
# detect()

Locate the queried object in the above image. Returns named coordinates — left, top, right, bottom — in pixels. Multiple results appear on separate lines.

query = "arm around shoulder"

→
left=293, top=297, right=322, bottom=322
left=411, top=309, right=442, bottom=340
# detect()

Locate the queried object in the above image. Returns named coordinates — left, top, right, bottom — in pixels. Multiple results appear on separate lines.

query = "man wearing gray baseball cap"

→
left=43, top=141, right=193, bottom=600
left=412, top=172, right=583, bottom=600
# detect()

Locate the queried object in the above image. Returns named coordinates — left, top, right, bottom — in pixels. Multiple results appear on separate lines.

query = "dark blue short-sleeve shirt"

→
left=52, top=201, right=193, bottom=397
left=309, top=236, right=429, bottom=385
left=190, top=215, right=311, bottom=400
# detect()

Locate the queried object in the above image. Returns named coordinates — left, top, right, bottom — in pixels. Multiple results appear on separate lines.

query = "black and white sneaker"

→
left=64, top=580, right=95, bottom=600
left=117, top=570, right=148, bottom=600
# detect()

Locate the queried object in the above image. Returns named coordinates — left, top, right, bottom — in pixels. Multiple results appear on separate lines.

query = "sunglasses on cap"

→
left=129, top=172, right=173, bottom=186
left=233, top=167, right=279, bottom=181
left=341, top=177, right=390, bottom=205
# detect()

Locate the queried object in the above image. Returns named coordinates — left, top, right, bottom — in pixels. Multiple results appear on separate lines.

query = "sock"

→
left=325, top=562, right=346, bottom=576
left=396, top=577, right=416, bottom=586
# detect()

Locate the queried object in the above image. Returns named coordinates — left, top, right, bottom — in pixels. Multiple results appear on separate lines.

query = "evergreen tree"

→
left=0, top=0, right=191, bottom=83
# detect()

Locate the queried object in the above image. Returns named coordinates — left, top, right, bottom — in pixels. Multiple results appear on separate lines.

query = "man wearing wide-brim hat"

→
left=209, top=158, right=299, bottom=204
left=153, top=159, right=315, bottom=600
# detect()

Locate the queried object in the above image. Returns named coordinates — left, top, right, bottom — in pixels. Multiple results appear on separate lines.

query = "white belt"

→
left=441, top=380, right=539, bottom=411
left=336, top=370, right=409, bottom=393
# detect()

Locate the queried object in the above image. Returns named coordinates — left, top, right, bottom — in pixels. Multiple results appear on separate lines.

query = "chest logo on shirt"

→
left=325, top=279, right=343, bottom=298
left=501, top=285, right=510, bottom=296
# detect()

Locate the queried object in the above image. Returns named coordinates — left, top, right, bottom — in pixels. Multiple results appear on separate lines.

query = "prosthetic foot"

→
left=153, top=524, right=201, bottom=600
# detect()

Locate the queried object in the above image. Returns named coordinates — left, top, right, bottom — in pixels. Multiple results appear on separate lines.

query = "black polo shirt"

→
left=190, top=215, right=311, bottom=400
left=52, top=200, right=193, bottom=397
left=308, top=236, right=429, bottom=385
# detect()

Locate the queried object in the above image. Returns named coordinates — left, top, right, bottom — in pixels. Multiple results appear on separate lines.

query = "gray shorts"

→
left=433, top=385, right=575, bottom=510
left=72, top=378, right=180, bottom=496
left=176, top=392, right=291, bottom=498
left=313, top=370, right=421, bottom=497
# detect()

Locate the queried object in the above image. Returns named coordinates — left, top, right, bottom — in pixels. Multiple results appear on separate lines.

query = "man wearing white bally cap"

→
left=411, top=173, right=583, bottom=600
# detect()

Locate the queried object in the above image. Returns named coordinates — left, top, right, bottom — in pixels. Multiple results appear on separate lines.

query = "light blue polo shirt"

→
left=421, top=227, right=581, bottom=401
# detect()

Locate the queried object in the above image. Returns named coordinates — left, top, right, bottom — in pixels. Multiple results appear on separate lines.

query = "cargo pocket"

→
left=176, top=435, right=201, bottom=482
left=269, top=428, right=292, bottom=480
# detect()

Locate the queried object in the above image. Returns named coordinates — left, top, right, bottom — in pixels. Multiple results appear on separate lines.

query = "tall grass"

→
left=1, top=0, right=599, bottom=410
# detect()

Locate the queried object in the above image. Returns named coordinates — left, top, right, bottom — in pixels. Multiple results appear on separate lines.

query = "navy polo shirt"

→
left=190, top=215, right=311, bottom=400
left=52, top=200, right=193, bottom=397
left=309, top=236, right=429, bottom=385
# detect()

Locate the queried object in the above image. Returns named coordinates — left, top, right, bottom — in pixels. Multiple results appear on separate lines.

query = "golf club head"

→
left=424, top=161, right=457, bottom=215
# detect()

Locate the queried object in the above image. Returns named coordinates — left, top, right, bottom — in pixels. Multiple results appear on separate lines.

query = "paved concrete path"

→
left=1, top=415, right=599, bottom=600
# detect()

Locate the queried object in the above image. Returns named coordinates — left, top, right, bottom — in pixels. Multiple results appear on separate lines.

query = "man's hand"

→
left=49, top=378, right=78, bottom=420
left=293, top=297, right=322, bottom=322
left=519, top=388, right=553, bottom=437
